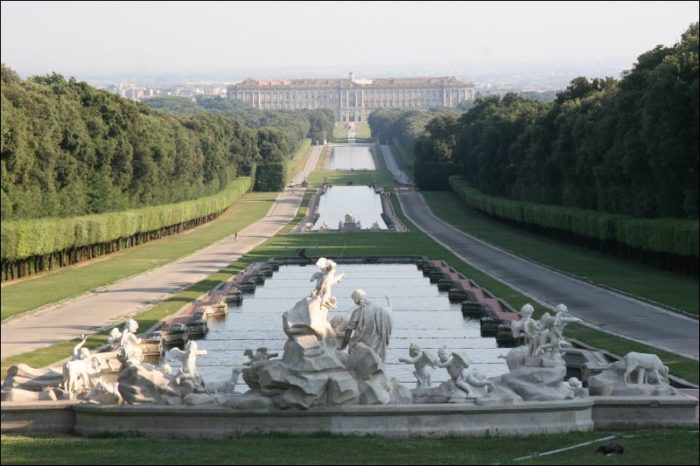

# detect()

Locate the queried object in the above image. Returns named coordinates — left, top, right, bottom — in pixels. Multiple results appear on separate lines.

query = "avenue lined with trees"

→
left=0, top=67, right=333, bottom=279
left=370, top=23, right=699, bottom=274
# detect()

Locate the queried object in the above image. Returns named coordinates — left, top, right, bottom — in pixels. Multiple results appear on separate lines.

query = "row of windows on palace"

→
left=229, top=91, right=473, bottom=109
left=231, top=90, right=469, bottom=100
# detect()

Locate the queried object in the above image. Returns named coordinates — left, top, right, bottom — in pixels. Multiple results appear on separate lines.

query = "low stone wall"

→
left=4, top=395, right=697, bottom=437
left=592, top=395, right=699, bottom=429
left=1, top=401, right=76, bottom=434
left=72, top=400, right=594, bottom=438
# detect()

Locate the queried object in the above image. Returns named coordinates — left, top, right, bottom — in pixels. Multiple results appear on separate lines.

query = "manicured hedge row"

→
left=449, top=176, right=699, bottom=258
left=1, top=177, right=251, bottom=262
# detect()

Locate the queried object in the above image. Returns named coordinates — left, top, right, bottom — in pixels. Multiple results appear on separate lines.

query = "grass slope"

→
left=285, top=139, right=312, bottom=184
left=307, top=170, right=395, bottom=187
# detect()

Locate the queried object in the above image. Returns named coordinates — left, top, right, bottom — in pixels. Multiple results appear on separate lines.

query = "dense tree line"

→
left=367, top=107, right=459, bottom=176
left=413, top=23, right=699, bottom=221
left=1, top=66, right=259, bottom=220
left=144, top=96, right=334, bottom=191
left=1, top=178, right=250, bottom=280
left=0, top=67, right=333, bottom=278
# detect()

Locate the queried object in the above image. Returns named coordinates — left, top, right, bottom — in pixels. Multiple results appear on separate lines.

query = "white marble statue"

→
left=436, top=346, right=493, bottom=398
left=495, top=304, right=580, bottom=401
left=588, top=351, right=677, bottom=396
left=341, top=289, right=393, bottom=362
left=62, top=334, right=104, bottom=398
left=229, top=260, right=409, bottom=410
left=109, top=319, right=143, bottom=365
left=310, top=258, right=344, bottom=311
left=509, top=303, right=539, bottom=355
left=166, top=341, right=208, bottom=388
left=117, top=347, right=181, bottom=405
left=620, top=352, right=669, bottom=385
left=201, top=367, right=243, bottom=398
left=533, top=309, right=580, bottom=358
left=399, top=343, right=437, bottom=389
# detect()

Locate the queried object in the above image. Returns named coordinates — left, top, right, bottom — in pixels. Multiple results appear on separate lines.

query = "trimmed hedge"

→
left=1, top=177, right=251, bottom=264
left=449, top=176, right=699, bottom=258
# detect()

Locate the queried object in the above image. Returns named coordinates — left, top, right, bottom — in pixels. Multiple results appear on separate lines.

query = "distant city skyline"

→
left=2, top=1, right=698, bottom=87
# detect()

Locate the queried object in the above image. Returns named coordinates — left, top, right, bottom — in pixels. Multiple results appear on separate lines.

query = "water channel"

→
left=196, top=264, right=509, bottom=387
left=328, top=144, right=376, bottom=170
left=312, top=186, right=387, bottom=230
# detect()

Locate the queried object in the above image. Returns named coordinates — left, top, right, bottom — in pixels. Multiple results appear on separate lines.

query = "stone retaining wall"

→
left=72, top=400, right=594, bottom=438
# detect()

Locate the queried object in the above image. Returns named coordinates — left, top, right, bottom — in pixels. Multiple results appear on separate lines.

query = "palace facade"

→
left=227, top=73, right=475, bottom=121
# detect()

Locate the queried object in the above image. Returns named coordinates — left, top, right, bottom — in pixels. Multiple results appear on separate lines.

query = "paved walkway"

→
left=379, top=144, right=412, bottom=185
left=1, top=145, right=322, bottom=358
left=380, top=145, right=699, bottom=360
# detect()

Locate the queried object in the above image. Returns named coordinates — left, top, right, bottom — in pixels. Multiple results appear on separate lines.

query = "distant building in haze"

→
left=227, top=73, right=475, bottom=121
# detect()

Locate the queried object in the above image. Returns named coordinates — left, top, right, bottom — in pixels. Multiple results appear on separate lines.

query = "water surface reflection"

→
left=196, top=264, right=509, bottom=387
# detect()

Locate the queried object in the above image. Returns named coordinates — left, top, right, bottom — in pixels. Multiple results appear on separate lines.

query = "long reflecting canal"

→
left=312, top=186, right=387, bottom=230
left=196, top=264, right=509, bottom=387
left=329, top=144, right=376, bottom=170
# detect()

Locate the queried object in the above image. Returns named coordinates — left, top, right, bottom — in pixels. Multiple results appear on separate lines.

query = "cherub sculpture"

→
left=509, top=303, right=540, bottom=355
left=533, top=304, right=581, bottom=358
left=437, top=346, right=493, bottom=397
left=399, top=343, right=437, bottom=389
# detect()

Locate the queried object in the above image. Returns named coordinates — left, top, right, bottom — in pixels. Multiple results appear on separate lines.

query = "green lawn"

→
left=308, top=170, right=395, bottom=187
left=353, top=121, right=371, bottom=139
left=285, top=139, right=312, bottom=183
left=0, top=193, right=276, bottom=321
left=422, top=192, right=699, bottom=315
left=2, top=430, right=697, bottom=465
left=333, top=122, right=348, bottom=139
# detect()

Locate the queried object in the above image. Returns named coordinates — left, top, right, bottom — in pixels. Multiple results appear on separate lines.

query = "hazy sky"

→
left=1, top=1, right=698, bottom=79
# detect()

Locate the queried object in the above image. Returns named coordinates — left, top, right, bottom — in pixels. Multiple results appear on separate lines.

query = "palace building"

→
left=227, top=73, right=475, bottom=121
